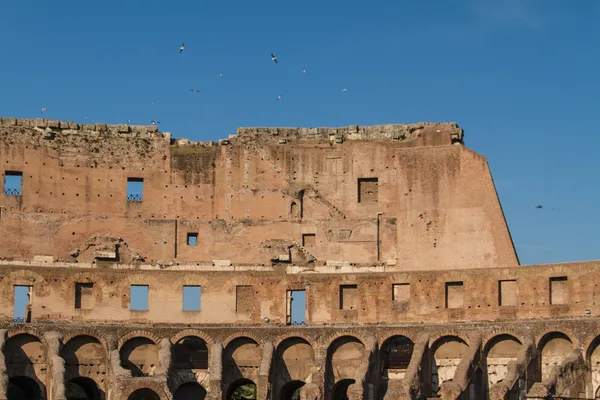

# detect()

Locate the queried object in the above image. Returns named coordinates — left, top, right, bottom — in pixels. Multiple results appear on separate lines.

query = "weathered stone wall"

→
left=0, top=117, right=516, bottom=271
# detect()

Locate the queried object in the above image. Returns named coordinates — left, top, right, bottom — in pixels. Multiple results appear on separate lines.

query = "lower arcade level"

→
left=0, top=318, right=599, bottom=400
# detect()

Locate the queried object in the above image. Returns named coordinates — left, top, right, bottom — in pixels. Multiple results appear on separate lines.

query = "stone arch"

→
left=172, top=382, right=207, bottom=400
left=377, top=335, right=415, bottom=400
left=586, top=335, right=600, bottom=398
left=325, top=335, right=366, bottom=399
left=126, top=388, right=162, bottom=400
left=482, top=330, right=525, bottom=350
left=274, top=332, right=315, bottom=349
left=331, top=378, right=358, bottom=400
left=429, top=331, right=470, bottom=348
left=535, top=329, right=577, bottom=349
left=118, top=330, right=160, bottom=349
left=378, top=330, right=418, bottom=346
left=273, top=337, right=316, bottom=399
left=171, top=329, right=214, bottom=346
left=225, top=378, right=256, bottom=400
left=61, top=335, right=107, bottom=388
left=280, top=380, right=305, bottom=400
left=119, top=336, right=160, bottom=377
left=324, top=331, right=367, bottom=349
left=63, top=330, right=108, bottom=350
left=7, top=375, right=46, bottom=400
left=483, top=334, right=522, bottom=389
left=429, top=335, right=469, bottom=396
left=223, top=332, right=263, bottom=348
left=172, top=335, right=209, bottom=370
left=223, top=337, right=262, bottom=393
left=537, top=331, right=574, bottom=382
left=65, top=376, right=102, bottom=400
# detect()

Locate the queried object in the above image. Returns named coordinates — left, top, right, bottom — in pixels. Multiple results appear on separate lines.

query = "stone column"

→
left=207, top=342, right=223, bottom=400
left=309, top=347, right=327, bottom=400
left=43, top=331, right=65, bottom=400
left=157, top=338, right=172, bottom=376
left=258, top=341, right=273, bottom=400
left=107, top=335, right=129, bottom=400
left=0, top=330, right=7, bottom=400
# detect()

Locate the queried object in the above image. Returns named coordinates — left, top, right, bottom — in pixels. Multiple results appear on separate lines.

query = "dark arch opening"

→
left=227, top=378, right=256, bottom=400
left=332, top=379, right=355, bottom=400
left=127, top=388, right=160, bottom=400
left=173, top=336, right=208, bottom=370
left=381, top=335, right=414, bottom=370
left=8, top=376, right=44, bottom=400
left=66, top=377, right=101, bottom=400
left=173, top=382, right=207, bottom=400
left=280, top=380, right=305, bottom=400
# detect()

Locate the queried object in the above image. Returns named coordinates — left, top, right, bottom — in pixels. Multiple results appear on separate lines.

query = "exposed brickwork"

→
left=0, top=117, right=597, bottom=399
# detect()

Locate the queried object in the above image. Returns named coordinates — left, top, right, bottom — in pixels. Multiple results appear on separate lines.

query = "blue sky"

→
left=1, top=0, right=599, bottom=266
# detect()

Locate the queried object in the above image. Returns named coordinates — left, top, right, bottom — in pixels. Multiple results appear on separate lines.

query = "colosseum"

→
left=0, top=117, right=597, bottom=400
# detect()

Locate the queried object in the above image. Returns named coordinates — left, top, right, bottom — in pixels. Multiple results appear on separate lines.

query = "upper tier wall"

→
left=0, top=117, right=517, bottom=270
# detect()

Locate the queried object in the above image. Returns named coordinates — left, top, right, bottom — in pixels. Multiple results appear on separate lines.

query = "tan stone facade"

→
left=0, top=117, right=597, bottom=399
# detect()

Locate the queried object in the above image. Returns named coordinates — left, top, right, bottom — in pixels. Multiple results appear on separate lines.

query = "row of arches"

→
left=4, top=330, right=600, bottom=399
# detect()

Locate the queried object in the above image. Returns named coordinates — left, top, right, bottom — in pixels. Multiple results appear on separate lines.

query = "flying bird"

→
left=149, top=101, right=155, bottom=105
left=535, top=205, right=543, bottom=209
left=126, top=119, right=131, bottom=123
left=301, top=68, right=307, bottom=74
left=276, top=95, right=282, bottom=100
left=271, top=53, right=278, bottom=64
left=179, top=43, right=185, bottom=53
left=41, top=108, right=47, bottom=113
left=151, top=120, right=161, bottom=125
left=218, top=73, right=223, bottom=77
left=190, top=89, right=200, bottom=93
left=342, top=88, right=347, bottom=92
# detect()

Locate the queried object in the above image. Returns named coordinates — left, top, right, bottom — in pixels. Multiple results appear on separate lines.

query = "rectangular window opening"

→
left=392, top=283, right=410, bottom=303
left=340, top=284, right=358, bottom=310
left=358, top=177, right=378, bottom=203
left=4, top=171, right=23, bottom=196
left=287, top=290, right=306, bottom=325
left=236, top=285, right=254, bottom=313
left=498, top=279, right=517, bottom=307
left=13, top=285, right=32, bottom=323
left=445, top=281, right=464, bottom=309
left=75, top=282, right=94, bottom=310
left=127, top=178, right=144, bottom=202
left=187, top=233, right=198, bottom=246
left=183, top=285, right=202, bottom=311
left=130, top=285, right=149, bottom=311
left=302, top=233, right=316, bottom=247
left=550, top=276, right=568, bottom=305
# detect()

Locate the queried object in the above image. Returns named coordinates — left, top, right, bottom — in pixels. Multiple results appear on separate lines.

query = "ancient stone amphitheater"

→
left=0, top=117, right=597, bottom=400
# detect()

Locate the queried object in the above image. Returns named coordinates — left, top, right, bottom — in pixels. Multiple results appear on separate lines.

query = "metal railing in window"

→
left=290, top=321, right=306, bottom=326
left=4, top=188, right=21, bottom=196
left=127, top=194, right=143, bottom=202
left=12, top=317, right=25, bottom=323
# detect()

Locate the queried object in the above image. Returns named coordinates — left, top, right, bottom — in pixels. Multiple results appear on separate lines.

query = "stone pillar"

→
left=258, top=341, right=273, bottom=400
left=0, top=330, right=7, bottom=400
left=107, top=336, right=129, bottom=400
left=207, top=342, right=223, bottom=400
left=439, top=332, right=482, bottom=400
left=310, top=348, right=327, bottom=400
left=400, top=333, right=430, bottom=400
left=157, top=338, right=172, bottom=376
left=44, top=331, right=65, bottom=400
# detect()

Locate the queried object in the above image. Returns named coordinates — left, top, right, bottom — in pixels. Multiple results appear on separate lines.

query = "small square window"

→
left=127, top=178, right=144, bottom=202
left=4, top=171, right=22, bottom=196
left=187, top=233, right=198, bottom=246
left=340, top=284, right=358, bottom=310
left=302, top=233, right=316, bottom=247
left=498, top=280, right=517, bottom=306
left=550, top=276, right=568, bottom=305
left=392, top=283, right=410, bottom=303
left=445, top=281, right=464, bottom=309
left=358, top=177, right=378, bottom=203
left=183, top=285, right=201, bottom=311
left=130, top=285, right=149, bottom=311
left=75, top=282, right=94, bottom=310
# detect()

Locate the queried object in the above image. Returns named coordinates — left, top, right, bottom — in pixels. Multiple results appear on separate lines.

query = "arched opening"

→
left=280, top=380, right=305, bottom=400
left=62, top=335, right=106, bottom=391
left=538, top=332, right=573, bottom=382
left=332, top=379, right=355, bottom=400
left=120, top=337, right=159, bottom=377
left=173, top=382, right=207, bottom=400
left=430, top=336, right=469, bottom=396
left=483, top=334, right=522, bottom=393
left=274, top=337, right=314, bottom=397
left=227, top=378, right=256, bottom=400
left=172, top=336, right=208, bottom=370
left=127, top=388, right=160, bottom=400
left=66, top=377, right=102, bottom=400
left=326, top=336, right=365, bottom=400
left=587, top=336, right=600, bottom=398
left=378, top=335, right=414, bottom=398
left=223, top=337, right=261, bottom=393
left=7, top=376, right=44, bottom=400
